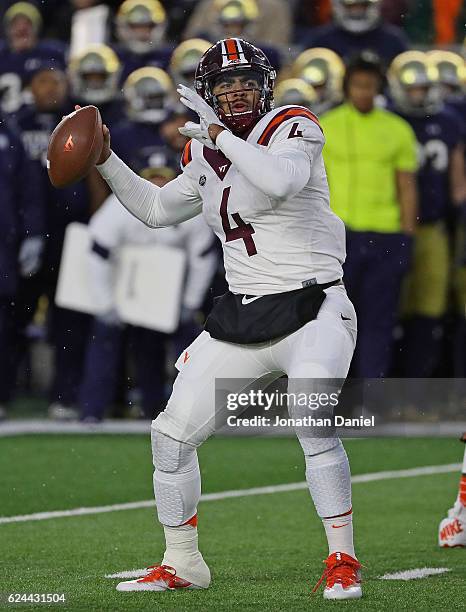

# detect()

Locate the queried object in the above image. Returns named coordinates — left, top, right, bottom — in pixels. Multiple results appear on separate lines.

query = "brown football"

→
left=47, top=105, right=103, bottom=188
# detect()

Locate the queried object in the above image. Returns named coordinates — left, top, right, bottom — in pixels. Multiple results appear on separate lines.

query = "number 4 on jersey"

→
left=220, top=186, right=257, bottom=256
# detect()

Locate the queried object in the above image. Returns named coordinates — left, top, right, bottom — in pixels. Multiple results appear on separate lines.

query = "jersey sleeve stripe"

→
left=181, top=139, right=193, bottom=168
left=257, top=107, right=322, bottom=146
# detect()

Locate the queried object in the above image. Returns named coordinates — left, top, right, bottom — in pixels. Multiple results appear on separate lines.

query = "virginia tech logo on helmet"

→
left=221, top=38, right=248, bottom=67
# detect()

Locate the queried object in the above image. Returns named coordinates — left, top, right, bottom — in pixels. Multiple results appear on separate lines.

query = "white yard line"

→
left=379, top=568, right=451, bottom=580
left=0, top=463, right=460, bottom=526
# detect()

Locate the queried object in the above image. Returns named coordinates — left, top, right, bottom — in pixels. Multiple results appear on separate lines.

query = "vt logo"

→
left=219, top=164, right=228, bottom=174
left=63, top=134, right=74, bottom=152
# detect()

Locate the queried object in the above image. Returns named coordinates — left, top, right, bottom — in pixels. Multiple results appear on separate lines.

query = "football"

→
left=47, top=105, right=103, bottom=188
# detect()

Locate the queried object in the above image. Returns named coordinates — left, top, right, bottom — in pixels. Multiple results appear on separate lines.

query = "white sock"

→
left=322, top=510, right=355, bottom=558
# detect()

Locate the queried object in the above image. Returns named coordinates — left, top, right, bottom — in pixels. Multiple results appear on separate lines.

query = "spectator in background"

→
left=169, top=38, right=212, bottom=88
left=320, top=52, right=418, bottom=378
left=0, top=106, right=46, bottom=419
left=78, top=149, right=217, bottom=422
left=113, top=0, right=173, bottom=84
left=68, top=43, right=124, bottom=129
left=289, top=47, right=345, bottom=116
left=184, top=0, right=292, bottom=46
left=0, top=1, right=67, bottom=115
left=15, top=61, right=94, bottom=420
left=304, top=0, right=408, bottom=67
left=111, top=67, right=175, bottom=163
left=189, top=0, right=282, bottom=71
left=388, top=51, right=466, bottom=377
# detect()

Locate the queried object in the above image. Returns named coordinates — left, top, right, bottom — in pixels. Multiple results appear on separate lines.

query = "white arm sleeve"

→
left=96, top=151, right=203, bottom=227
left=215, top=122, right=323, bottom=199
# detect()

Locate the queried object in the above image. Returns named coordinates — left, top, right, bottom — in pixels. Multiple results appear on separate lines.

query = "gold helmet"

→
left=123, top=67, right=174, bottom=124
left=215, top=0, right=259, bottom=38
left=69, top=44, right=121, bottom=105
left=291, top=48, right=344, bottom=115
left=427, top=50, right=466, bottom=103
left=169, top=39, right=212, bottom=88
left=388, top=51, right=440, bottom=116
left=4, top=1, right=42, bottom=32
left=274, top=78, right=318, bottom=111
left=116, top=0, right=166, bottom=55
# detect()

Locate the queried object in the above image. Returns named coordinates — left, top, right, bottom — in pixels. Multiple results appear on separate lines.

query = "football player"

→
left=169, top=39, right=212, bottom=89
left=114, top=0, right=172, bottom=84
left=15, top=60, right=94, bottom=420
left=0, top=1, right=66, bottom=115
left=68, top=44, right=123, bottom=130
left=93, top=38, right=361, bottom=599
left=388, top=51, right=466, bottom=377
left=438, top=433, right=466, bottom=547
left=111, top=67, right=174, bottom=164
left=290, top=47, right=345, bottom=116
left=304, top=0, right=408, bottom=65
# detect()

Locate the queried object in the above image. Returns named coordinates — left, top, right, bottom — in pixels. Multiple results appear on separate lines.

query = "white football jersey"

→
left=180, top=105, right=346, bottom=295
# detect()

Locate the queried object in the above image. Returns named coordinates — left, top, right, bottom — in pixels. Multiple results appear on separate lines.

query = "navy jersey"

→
left=111, top=118, right=165, bottom=169
left=15, top=104, right=91, bottom=278
left=305, top=23, right=408, bottom=65
left=0, top=39, right=67, bottom=115
left=446, top=96, right=466, bottom=140
left=396, top=108, right=463, bottom=223
left=113, top=44, right=173, bottom=85
left=0, top=112, right=46, bottom=295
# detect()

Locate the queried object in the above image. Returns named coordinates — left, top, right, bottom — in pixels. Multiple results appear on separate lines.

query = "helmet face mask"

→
left=195, top=38, right=276, bottom=134
left=332, top=0, right=381, bottom=34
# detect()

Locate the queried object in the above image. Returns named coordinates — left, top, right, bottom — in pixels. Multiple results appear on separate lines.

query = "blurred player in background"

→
left=321, top=52, right=418, bottom=379
left=169, top=39, right=212, bottom=89
left=0, top=1, right=66, bottom=115
left=16, top=59, right=96, bottom=420
left=79, top=148, right=217, bottom=422
left=111, top=67, right=174, bottom=162
left=96, top=37, right=363, bottom=600
left=114, top=0, right=172, bottom=84
left=388, top=51, right=466, bottom=377
left=184, top=0, right=292, bottom=46
left=305, top=0, right=408, bottom=66
left=68, top=43, right=123, bottom=130
left=438, top=433, right=466, bottom=547
left=290, top=47, right=345, bottom=116
left=0, top=103, right=46, bottom=419
left=190, top=0, right=282, bottom=71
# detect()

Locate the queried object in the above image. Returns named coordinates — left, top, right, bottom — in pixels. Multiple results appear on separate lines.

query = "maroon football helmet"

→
left=194, top=38, right=276, bottom=134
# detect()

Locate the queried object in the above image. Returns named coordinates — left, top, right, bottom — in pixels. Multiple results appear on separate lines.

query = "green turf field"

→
left=0, top=435, right=465, bottom=611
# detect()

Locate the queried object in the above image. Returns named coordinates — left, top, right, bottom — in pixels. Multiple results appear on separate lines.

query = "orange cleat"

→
left=116, top=564, right=203, bottom=592
left=312, top=552, right=362, bottom=600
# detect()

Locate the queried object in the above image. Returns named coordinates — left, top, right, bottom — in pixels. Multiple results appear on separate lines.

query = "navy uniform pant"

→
left=343, top=230, right=412, bottom=378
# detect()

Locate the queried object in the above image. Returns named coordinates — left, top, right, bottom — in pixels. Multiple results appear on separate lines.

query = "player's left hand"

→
left=177, top=84, right=222, bottom=128
left=18, top=236, right=44, bottom=277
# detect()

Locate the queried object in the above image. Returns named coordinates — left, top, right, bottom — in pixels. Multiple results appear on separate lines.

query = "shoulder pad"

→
left=257, top=106, right=322, bottom=146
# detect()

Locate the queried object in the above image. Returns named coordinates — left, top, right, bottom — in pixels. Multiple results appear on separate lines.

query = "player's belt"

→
left=205, top=279, right=342, bottom=344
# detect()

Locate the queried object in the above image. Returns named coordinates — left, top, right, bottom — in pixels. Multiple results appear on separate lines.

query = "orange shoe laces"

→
left=312, top=553, right=361, bottom=594
left=139, top=564, right=190, bottom=588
